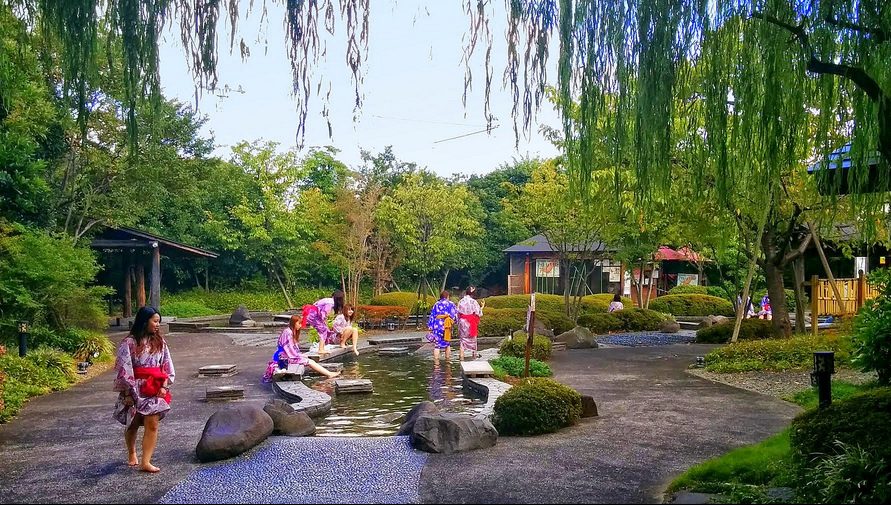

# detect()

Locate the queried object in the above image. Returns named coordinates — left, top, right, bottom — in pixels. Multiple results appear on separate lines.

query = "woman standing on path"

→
left=457, top=286, right=484, bottom=361
left=427, top=290, right=458, bottom=362
left=113, top=306, right=175, bottom=473
left=301, top=290, right=345, bottom=355
left=263, top=315, right=341, bottom=381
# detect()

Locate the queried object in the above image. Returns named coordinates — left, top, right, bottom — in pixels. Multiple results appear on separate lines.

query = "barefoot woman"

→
left=113, top=306, right=175, bottom=473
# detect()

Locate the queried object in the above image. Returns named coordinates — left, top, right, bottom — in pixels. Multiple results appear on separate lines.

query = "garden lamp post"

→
left=812, top=351, right=835, bottom=409
left=17, top=320, right=29, bottom=357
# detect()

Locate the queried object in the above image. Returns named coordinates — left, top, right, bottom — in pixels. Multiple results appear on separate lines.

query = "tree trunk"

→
left=645, top=263, right=658, bottom=309
left=563, top=256, right=572, bottom=316
left=764, top=261, right=792, bottom=336
left=792, top=258, right=807, bottom=333
left=440, top=269, right=450, bottom=293
left=272, top=265, right=294, bottom=309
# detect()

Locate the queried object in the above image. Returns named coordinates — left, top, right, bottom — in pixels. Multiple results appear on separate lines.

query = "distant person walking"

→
left=113, top=306, right=175, bottom=473
left=608, top=293, right=624, bottom=313
left=427, top=290, right=458, bottom=362
left=263, top=315, right=340, bottom=382
left=457, top=286, right=484, bottom=361
left=301, top=290, right=345, bottom=355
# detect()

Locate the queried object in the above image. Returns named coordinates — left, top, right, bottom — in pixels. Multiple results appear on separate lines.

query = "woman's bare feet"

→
left=353, top=347, right=359, bottom=356
left=139, top=463, right=160, bottom=473
left=127, top=454, right=139, bottom=467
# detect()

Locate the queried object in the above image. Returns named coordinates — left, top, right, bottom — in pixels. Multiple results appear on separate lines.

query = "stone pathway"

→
left=596, top=330, right=697, bottom=347
left=159, top=436, right=427, bottom=504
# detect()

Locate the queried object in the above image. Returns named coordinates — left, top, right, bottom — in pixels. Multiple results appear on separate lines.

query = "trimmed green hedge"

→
left=493, top=378, right=583, bottom=436
left=790, top=387, right=891, bottom=463
left=649, top=294, right=734, bottom=316
left=696, top=319, right=781, bottom=344
left=369, top=291, right=437, bottom=311
left=668, top=285, right=708, bottom=295
left=578, top=294, right=634, bottom=313
left=576, top=308, right=667, bottom=334
left=499, top=332, right=552, bottom=361
left=490, top=355, right=552, bottom=378
left=484, top=293, right=633, bottom=315
left=165, top=288, right=332, bottom=314
left=703, top=333, right=852, bottom=373
left=478, top=308, right=574, bottom=338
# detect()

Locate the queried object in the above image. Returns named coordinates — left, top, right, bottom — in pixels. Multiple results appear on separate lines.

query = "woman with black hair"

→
left=113, top=306, right=175, bottom=473
left=300, top=290, right=345, bottom=355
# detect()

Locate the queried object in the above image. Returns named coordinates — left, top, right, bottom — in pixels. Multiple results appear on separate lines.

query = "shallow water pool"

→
left=305, top=353, right=486, bottom=437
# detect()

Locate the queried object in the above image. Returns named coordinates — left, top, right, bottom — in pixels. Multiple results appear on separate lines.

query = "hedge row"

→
left=477, top=308, right=574, bottom=338
left=695, top=319, right=781, bottom=344
left=576, top=308, right=668, bottom=334
left=648, top=294, right=735, bottom=316
left=702, top=333, right=852, bottom=373
left=368, top=292, right=437, bottom=311
left=483, top=293, right=633, bottom=315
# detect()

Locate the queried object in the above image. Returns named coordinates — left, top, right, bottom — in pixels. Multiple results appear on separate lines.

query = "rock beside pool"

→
left=196, top=404, right=274, bottom=462
left=397, top=401, right=440, bottom=436
left=698, top=315, right=729, bottom=329
left=659, top=320, right=681, bottom=333
left=263, top=399, right=315, bottom=436
left=554, top=326, right=598, bottom=349
left=410, top=413, right=498, bottom=454
left=229, top=305, right=253, bottom=325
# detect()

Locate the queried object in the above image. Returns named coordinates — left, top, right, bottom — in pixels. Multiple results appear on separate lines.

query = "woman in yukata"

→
left=332, top=305, right=359, bottom=355
left=113, top=306, right=175, bottom=473
left=427, top=290, right=458, bottom=362
left=263, top=314, right=341, bottom=382
left=301, top=290, right=345, bottom=355
left=456, top=286, right=485, bottom=361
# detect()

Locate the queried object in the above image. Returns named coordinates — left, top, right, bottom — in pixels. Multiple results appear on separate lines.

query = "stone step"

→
left=367, top=335, right=425, bottom=346
left=335, top=379, right=373, bottom=394
left=304, top=362, right=344, bottom=376
left=461, top=360, right=495, bottom=378
left=378, top=346, right=410, bottom=357
left=551, top=342, right=567, bottom=352
left=197, top=364, right=239, bottom=378
left=205, top=385, right=245, bottom=401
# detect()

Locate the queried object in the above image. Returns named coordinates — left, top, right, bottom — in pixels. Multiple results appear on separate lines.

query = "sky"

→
left=157, top=2, right=561, bottom=178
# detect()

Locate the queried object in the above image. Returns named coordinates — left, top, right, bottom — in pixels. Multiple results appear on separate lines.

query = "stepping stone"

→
left=272, top=364, right=305, bottom=382
left=304, top=362, right=343, bottom=376
left=460, top=360, right=495, bottom=378
left=335, top=379, right=373, bottom=394
left=197, top=364, right=239, bottom=378
left=551, top=342, right=567, bottom=352
left=378, top=346, right=410, bottom=357
left=205, top=385, right=245, bottom=401
left=367, top=335, right=425, bottom=345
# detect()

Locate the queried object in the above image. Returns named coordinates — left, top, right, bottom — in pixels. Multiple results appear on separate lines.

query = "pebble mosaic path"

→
left=596, top=330, right=697, bottom=347
left=159, top=436, right=427, bottom=504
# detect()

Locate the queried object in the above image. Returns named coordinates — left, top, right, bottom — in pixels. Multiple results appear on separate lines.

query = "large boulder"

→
left=196, top=404, right=274, bottom=462
left=659, top=319, right=681, bottom=333
left=698, top=315, right=730, bottom=329
left=397, top=401, right=440, bottom=436
left=263, top=399, right=315, bottom=436
left=581, top=395, right=599, bottom=418
left=410, top=413, right=498, bottom=454
left=554, top=326, right=598, bottom=349
left=229, top=305, right=253, bottom=325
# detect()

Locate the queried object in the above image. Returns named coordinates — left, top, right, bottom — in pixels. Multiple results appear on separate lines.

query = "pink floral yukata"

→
left=113, top=337, right=175, bottom=426
left=303, top=297, right=338, bottom=345
left=262, top=327, right=310, bottom=382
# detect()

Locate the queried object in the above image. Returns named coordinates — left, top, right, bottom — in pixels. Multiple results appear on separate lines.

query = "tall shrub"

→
left=852, top=268, right=891, bottom=385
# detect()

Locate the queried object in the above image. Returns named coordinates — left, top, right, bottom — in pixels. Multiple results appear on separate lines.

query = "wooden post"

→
left=123, top=259, right=132, bottom=318
left=150, top=243, right=160, bottom=309
left=811, top=275, right=819, bottom=336
left=856, top=270, right=866, bottom=312
left=524, top=293, right=536, bottom=378
left=136, top=262, right=146, bottom=308
left=808, top=222, right=846, bottom=314
left=524, top=254, right=531, bottom=295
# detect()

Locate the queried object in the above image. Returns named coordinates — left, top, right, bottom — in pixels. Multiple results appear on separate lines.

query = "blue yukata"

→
left=427, top=299, right=458, bottom=349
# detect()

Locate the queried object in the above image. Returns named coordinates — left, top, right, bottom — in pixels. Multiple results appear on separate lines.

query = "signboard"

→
left=603, top=266, right=622, bottom=283
left=677, top=273, right=699, bottom=286
left=536, top=259, right=560, bottom=278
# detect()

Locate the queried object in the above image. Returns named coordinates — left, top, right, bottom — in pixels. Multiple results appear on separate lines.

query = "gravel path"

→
left=686, top=368, right=878, bottom=400
left=160, top=436, right=427, bottom=504
left=596, top=331, right=696, bottom=347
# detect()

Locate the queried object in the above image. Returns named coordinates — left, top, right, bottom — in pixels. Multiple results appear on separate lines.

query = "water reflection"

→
left=308, top=353, right=485, bottom=437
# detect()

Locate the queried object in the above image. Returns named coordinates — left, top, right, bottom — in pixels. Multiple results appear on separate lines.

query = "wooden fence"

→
left=810, top=274, right=880, bottom=317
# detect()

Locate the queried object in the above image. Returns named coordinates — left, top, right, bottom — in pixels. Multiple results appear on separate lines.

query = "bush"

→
left=802, top=441, right=890, bottom=504
left=790, top=387, right=891, bottom=464
left=499, top=332, right=552, bottom=361
left=368, top=291, right=437, bottom=311
left=576, top=313, right=624, bottom=334
left=162, top=300, right=218, bottom=318
left=70, top=330, right=115, bottom=363
left=668, top=285, right=708, bottom=295
left=579, top=293, right=634, bottom=313
left=490, top=355, right=552, bottom=378
left=706, top=286, right=732, bottom=301
left=611, top=308, right=666, bottom=331
left=356, top=305, right=410, bottom=319
left=0, top=349, right=78, bottom=422
left=703, top=333, right=852, bottom=373
left=485, top=293, right=633, bottom=316
left=493, top=378, right=582, bottom=436
left=478, top=308, right=527, bottom=338
left=536, top=311, right=575, bottom=334
left=165, top=287, right=332, bottom=314
left=696, top=319, right=781, bottom=344
left=852, top=268, right=891, bottom=385
left=649, top=294, right=735, bottom=316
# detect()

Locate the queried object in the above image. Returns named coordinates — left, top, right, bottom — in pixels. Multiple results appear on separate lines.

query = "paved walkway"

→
left=0, top=332, right=801, bottom=504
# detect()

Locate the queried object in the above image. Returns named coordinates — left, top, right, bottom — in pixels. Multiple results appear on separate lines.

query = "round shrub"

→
left=611, top=308, right=666, bottom=331
left=790, top=387, right=891, bottom=465
left=705, top=286, right=732, bottom=301
left=668, top=285, right=708, bottom=295
left=493, top=378, right=583, bottom=436
left=369, top=292, right=437, bottom=311
left=70, top=330, right=115, bottom=363
left=579, top=294, right=634, bottom=313
left=537, top=310, right=575, bottom=334
left=695, top=319, right=780, bottom=344
left=490, top=355, right=552, bottom=378
left=499, top=332, right=552, bottom=361
left=484, top=294, right=566, bottom=312
left=478, top=308, right=527, bottom=338
left=648, top=294, right=734, bottom=316
left=577, top=313, right=623, bottom=334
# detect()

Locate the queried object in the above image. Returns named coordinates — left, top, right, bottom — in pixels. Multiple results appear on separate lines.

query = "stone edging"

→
left=464, top=377, right=512, bottom=420
left=273, top=381, right=332, bottom=418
